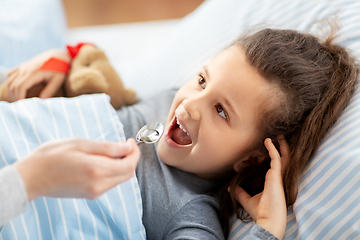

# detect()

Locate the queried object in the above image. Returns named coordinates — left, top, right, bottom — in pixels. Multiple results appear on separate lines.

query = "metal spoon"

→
left=136, top=122, right=164, bottom=145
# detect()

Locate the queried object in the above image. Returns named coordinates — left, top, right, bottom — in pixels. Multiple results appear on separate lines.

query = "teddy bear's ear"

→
left=86, top=46, right=107, bottom=61
left=74, top=45, right=107, bottom=68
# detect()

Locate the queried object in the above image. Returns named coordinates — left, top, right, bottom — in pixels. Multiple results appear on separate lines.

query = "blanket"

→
left=0, top=94, right=146, bottom=240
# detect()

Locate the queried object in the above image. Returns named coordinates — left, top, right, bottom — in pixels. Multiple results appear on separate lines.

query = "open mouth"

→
left=169, top=116, right=193, bottom=145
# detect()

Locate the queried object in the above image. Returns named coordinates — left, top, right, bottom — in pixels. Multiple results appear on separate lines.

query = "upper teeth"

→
left=176, top=118, right=189, bottom=135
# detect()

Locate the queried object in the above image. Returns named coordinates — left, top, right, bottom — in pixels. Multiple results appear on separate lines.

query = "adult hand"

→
left=14, top=138, right=140, bottom=201
left=5, top=49, right=70, bottom=102
left=235, top=137, right=289, bottom=239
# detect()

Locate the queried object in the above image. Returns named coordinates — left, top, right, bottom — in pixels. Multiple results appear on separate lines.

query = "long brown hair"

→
left=220, top=28, right=359, bottom=237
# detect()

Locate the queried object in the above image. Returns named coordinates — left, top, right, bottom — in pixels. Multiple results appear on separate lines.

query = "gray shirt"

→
left=116, top=89, right=279, bottom=240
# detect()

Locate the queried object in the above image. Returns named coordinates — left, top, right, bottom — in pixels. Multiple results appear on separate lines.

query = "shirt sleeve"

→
left=163, top=197, right=225, bottom=240
left=0, top=165, right=28, bottom=226
left=245, top=224, right=279, bottom=240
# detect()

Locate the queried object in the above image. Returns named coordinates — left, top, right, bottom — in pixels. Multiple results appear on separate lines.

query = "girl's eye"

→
left=198, top=74, right=206, bottom=88
left=215, top=104, right=227, bottom=119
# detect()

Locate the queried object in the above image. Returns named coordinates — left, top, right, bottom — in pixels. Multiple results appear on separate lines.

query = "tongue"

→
left=173, top=127, right=192, bottom=145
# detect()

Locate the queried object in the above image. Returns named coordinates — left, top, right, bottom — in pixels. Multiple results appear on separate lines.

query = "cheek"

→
left=207, top=129, right=252, bottom=162
left=196, top=132, right=230, bottom=161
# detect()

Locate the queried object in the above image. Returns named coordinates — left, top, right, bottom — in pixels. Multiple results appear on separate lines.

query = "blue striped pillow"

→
left=229, top=87, right=360, bottom=240
left=0, top=94, right=146, bottom=240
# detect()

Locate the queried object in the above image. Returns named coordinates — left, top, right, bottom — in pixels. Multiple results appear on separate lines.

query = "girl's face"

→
left=157, top=46, right=276, bottom=178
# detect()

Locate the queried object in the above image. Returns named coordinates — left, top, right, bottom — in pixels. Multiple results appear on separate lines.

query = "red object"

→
left=67, top=42, right=94, bottom=59
left=39, top=58, right=70, bottom=74
left=39, top=42, right=94, bottom=73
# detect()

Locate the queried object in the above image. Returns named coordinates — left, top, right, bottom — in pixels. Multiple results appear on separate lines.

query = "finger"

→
left=105, top=157, right=138, bottom=179
left=264, top=138, right=281, bottom=173
left=76, top=138, right=135, bottom=158
left=10, top=71, right=46, bottom=100
left=39, top=73, right=66, bottom=98
left=85, top=171, right=137, bottom=199
left=100, top=139, right=140, bottom=177
left=234, top=186, right=259, bottom=219
left=15, top=73, right=36, bottom=100
left=8, top=69, right=27, bottom=92
left=88, top=153, right=138, bottom=175
left=6, top=68, right=19, bottom=83
left=85, top=144, right=139, bottom=178
left=113, top=138, right=140, bottom=159
left=12, top=67, right=27, bottom=82
left=7, top=67, right=18, bottom=76
left=234, top=186, right=251, bottom=207
left=8, top=72, right=30, bottom=101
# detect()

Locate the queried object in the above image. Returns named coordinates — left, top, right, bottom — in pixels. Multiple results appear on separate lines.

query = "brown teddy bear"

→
left=0, top=44, right=137, bottom=109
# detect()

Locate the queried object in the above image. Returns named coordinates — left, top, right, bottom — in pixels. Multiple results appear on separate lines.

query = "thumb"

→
left=76, top=139, right=131, bottom=158
left=234, top=186, right=261, bottom=221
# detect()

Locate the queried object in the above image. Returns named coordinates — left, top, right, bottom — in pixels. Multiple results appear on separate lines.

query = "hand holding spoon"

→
left=136, top=122, right=164, bottom=145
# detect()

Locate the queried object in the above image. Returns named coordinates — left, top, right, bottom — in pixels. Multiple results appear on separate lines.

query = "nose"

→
left=182, top=97, right=201, bottom=121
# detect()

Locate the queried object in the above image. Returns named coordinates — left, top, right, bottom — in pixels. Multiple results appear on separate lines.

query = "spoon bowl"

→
left=136, top=122, right=164, bottom=145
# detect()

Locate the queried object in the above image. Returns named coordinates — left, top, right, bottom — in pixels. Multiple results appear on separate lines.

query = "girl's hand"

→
left=235, top=137, right=289, bottom=239
left=14, top=138, right=140, bottom=201
left=5, top=49, right=70, bottom=102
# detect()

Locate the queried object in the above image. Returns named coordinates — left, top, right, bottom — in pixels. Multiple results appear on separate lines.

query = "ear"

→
left=233, top=151, right=266, bottom=172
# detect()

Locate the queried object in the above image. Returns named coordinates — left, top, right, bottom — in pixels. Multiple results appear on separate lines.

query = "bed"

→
left=1, top=0, right=360, bottom=239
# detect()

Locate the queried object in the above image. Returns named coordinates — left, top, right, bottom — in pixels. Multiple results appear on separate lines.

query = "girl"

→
left=115, top=27, right=358, bottom=239
left=3, top=27, right=359, bottom=239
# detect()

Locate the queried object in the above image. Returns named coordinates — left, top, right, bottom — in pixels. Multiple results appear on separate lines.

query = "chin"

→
left=156, top=139, right=183, bottom=168
left=156, top=139, right=170, bottom=162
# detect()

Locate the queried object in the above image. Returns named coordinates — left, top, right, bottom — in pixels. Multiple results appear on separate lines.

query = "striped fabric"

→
left=0, top=94, right=146, bottom=240
left=118, top=0, right=360, bottom=239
